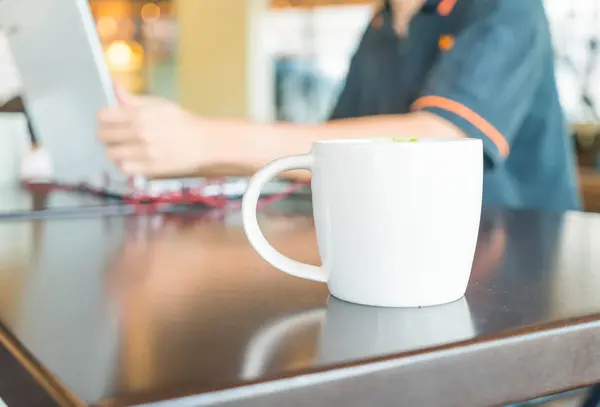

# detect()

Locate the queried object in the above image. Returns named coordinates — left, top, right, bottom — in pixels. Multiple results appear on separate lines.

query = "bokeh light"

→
left=141, top=3, right=161, bottom=22
left=96, top=16, right=118, bottom=39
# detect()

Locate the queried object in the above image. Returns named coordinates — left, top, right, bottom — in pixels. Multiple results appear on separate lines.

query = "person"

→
left=98, top=0, right=581, bottom=212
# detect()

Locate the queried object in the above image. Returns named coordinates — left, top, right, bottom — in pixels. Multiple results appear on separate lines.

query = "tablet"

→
left=0, top=0, right=310, bottom=202
left=0, top=0, right=129, bottom=194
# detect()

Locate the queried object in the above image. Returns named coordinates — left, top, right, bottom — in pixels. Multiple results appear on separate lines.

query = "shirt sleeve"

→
left=412, top=2, right=548, bottom=167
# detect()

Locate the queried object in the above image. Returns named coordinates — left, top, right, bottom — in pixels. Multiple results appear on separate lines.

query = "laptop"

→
left=0, top=0, right=300, bottom=201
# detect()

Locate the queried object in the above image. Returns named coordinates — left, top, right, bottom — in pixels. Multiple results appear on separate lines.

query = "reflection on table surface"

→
left=0, top=186, right=124, bottom=218
left=1, top=205, right=600, bottom=405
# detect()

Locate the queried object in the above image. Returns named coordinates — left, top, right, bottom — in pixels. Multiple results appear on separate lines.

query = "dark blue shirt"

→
left=330, top=0, right=581, bottom=212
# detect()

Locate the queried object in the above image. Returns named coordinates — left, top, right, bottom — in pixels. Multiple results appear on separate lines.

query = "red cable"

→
left=21, top=176, right=308, bottom=213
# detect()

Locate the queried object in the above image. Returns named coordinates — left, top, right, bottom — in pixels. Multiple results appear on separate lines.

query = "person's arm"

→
left=230, top=2, right=546, bottom=180
left=227, top=112, right=465, bottom=180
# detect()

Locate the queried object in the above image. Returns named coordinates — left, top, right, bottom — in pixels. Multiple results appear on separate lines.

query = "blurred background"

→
left=88, top=0, right=600, bottom=210
left=91, top=0, right=372, bottom=124
left=1, top=0, right=599, bottom=208
left=90, top=0, right=600, bottom=126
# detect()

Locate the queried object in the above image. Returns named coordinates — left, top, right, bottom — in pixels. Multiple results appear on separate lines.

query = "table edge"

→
left=0, top=324, right=87, bottom=407
left=101, top=315, right=600, bottom=407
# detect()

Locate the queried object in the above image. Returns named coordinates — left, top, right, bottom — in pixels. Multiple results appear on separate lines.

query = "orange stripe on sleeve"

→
left=412, top=96, right=510, bottom=157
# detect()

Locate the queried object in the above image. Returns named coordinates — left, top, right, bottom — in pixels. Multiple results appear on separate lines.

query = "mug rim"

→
left=313, top=137, right=481, bottom=145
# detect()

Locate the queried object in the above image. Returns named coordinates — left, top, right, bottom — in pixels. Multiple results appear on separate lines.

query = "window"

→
left=546, top=0, right=600, bottom=124
left=267, top=4, right=372, bottom=123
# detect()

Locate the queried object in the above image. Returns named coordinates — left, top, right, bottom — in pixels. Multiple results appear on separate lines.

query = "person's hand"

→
left=98, top=85, right=222, bottom=177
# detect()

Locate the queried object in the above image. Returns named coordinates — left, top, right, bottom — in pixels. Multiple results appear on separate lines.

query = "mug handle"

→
left=242, top=154, right=326, bottom=283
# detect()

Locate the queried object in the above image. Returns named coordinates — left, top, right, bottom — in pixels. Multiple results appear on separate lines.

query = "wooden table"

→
left=1, top=200, right=600, bottom=406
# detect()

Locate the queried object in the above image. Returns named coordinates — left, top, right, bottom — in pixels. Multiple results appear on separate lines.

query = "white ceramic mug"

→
left=242, top=138, right=483, bottom=307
